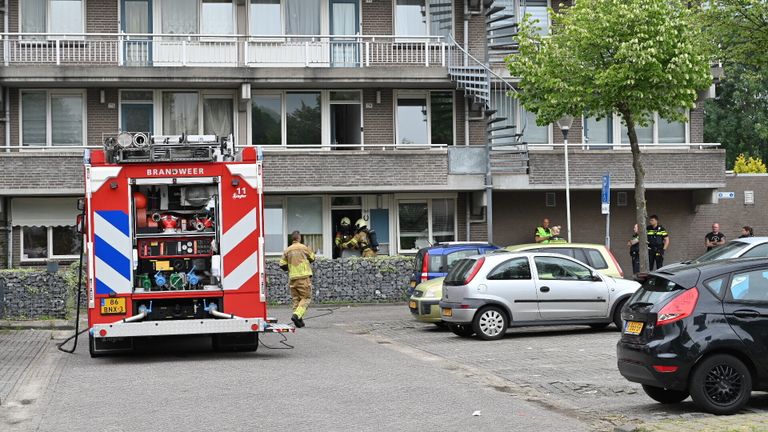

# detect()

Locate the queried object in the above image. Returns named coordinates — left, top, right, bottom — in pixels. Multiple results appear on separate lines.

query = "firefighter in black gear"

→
left=646, top=214, right=669, bottom=271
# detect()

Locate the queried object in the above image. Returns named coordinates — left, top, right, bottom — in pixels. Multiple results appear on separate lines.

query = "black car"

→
left=617, top=258, right=768, bottom=415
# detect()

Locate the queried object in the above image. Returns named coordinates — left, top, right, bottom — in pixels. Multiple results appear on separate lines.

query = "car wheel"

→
left=448, top=323, right=474, bottom=338
left=589, top=323, right=609, bottom=330
left=642, top=384, right=689, bottom=404
left=472, top=306, right=508, bottom=341
left=612, top=298, right=628, bottom=331
left=689, top=354, right=752, bottom=415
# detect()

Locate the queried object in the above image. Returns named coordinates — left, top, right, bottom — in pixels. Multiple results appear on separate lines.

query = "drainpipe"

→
left=463, top=2, right=469, bottom=146
left=5, top=198, right=11, bottom=269
left=466, top=195, right=471, bottom=241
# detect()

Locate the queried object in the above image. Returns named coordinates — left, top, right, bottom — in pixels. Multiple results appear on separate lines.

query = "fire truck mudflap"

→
left=84, top=133, right=293, bottom=356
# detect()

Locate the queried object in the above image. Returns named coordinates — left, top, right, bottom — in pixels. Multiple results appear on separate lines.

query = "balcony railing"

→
left=527, top=142, right=722, bottom=151
left=0, top=33, right=451, bottom=68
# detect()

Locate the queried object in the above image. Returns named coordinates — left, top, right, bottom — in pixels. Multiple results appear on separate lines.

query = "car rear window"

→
left=444, top=258, right=478, bottom=286
left=627, top=276, right=686, bottom=308
left=585, top=249, right=608, bottom=270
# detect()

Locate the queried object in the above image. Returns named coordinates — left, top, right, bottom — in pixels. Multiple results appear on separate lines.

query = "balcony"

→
left=0, top=33, right=454, bottom=68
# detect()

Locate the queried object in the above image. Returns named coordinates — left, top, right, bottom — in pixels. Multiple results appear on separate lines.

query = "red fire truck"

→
left=84, top=132, right=292, bottom=357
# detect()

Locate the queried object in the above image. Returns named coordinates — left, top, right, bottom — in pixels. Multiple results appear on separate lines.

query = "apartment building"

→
left=0, top=0, right=725, bottom=273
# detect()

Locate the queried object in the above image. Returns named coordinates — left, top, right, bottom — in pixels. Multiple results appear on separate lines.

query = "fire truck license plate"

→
left=101, top=298, right=126, bottom=314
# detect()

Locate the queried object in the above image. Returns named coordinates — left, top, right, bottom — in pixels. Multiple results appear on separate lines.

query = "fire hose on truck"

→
left=61, top=132, right=296, bottom=357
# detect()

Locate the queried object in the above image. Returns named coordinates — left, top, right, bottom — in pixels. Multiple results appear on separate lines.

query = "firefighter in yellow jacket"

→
left=341, top=219, right=377, bottom=257
left=279, top=230, right=315, bottom=328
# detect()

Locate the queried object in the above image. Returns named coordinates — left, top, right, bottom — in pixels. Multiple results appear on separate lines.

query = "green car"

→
left=409, top=277, right=446, bottom=323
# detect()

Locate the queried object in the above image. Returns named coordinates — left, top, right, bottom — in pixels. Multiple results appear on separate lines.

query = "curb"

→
left=0, top=319, right=86, bottom=331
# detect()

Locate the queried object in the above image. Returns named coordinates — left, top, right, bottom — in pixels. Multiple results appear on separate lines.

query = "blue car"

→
left=407, top=242, right=499, bottom=296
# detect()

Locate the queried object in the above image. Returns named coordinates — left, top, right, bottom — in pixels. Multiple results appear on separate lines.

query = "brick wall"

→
left=362, top=0, right=392, bottom=35
left=0, top=154, right=83, bottom=191
left=363, top=88, right=394, bottom=145
left=87, top=88, right=119, bottom=146
left=263, top=151, right=449, bottom=189
left=86, top=0, right=119, bottom=33
left=690, top=105, right=704, bottom=143
left=528, top=149, right=726, bottom=186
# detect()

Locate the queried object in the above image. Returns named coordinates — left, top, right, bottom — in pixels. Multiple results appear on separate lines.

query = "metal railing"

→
left=0, top=33, right=450, bottom=68
left=528, top=142, right=722, bottom=150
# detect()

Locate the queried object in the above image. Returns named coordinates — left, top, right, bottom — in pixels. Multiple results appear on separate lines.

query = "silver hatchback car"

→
left=439, top=252, right=641, bottom=340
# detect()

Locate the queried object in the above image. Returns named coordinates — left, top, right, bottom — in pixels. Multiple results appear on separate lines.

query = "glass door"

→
left=122, top=0, right=153, bottom=65
left=330, top=0, right=359, bottom=67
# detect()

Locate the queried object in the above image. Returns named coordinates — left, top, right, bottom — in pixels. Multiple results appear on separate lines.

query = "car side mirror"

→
left=77, top=197, right=85, bottom=211
left=591, top=272, right=602, bottom=282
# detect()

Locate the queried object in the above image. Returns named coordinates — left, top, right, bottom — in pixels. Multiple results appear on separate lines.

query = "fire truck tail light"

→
left=99, top=329, right=107, bottom=337
left=251, top=324, right=259, bottom=331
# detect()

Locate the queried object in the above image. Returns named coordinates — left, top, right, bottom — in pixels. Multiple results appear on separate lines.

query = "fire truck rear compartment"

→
left=131, top=182, right=220, bottom=292
left=133, top=297, right=223, bottom=321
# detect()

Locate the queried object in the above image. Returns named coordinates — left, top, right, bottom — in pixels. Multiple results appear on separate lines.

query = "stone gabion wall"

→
left=0, top=271, right=70, bottom=320
left=266, top=256, right=414, bottom=304
left=0, top=257, right=415, bottom=319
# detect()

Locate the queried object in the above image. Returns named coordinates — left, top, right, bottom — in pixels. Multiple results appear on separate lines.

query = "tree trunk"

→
left=620, top=108, right=649, bottom=275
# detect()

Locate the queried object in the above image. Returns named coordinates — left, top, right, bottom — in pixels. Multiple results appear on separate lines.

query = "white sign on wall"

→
left=718, top=192, right=735, bottom=199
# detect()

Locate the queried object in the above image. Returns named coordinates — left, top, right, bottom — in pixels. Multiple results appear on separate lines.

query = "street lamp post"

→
left=557, top=115, right=574, bottom=243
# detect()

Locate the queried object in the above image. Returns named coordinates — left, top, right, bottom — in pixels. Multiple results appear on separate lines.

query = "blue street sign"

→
left=601, top=174, right=610, bottom=205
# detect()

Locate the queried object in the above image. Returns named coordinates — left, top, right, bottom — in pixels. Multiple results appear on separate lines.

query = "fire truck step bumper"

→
left=92, top=318, right=295, bottom=338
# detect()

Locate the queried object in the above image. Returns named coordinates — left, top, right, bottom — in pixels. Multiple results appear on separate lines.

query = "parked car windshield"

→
left=689, top=241, right=749, bottom=264
left=444, top=258, right=478, bottom=286
left=627, top=275, right=686, bottom=308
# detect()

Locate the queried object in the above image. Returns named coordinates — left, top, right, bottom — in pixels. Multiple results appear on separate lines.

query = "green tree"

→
left=704, top=64, right=768, bottom=167
left=507, top=0, right=712, bottom=273
left=705, top=0, right=768, bottom=69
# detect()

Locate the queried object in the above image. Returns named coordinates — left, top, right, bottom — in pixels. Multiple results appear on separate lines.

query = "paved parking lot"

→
left=338, top=305, right=768, bottom=431
left=3, top=305, right=768, bottom=431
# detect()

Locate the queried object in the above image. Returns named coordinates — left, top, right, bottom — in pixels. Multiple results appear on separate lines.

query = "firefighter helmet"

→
left=340, top=217, right=351, bottom=227
left=355, top=218, right=367, bottom=230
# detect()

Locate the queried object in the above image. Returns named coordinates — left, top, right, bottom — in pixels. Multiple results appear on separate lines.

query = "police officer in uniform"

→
left=628, top=224, right=640, bottom=275
left=646, top=215, right=669, bottom=271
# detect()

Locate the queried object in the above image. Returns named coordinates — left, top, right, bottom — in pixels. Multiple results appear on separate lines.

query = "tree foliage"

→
left=507, top=0, right=712, bottom=272
left=705, top=0, right=768, bottom=68
left=733, top=153, right=768, bottom=173
left=703, top=64, right=768, bottom=167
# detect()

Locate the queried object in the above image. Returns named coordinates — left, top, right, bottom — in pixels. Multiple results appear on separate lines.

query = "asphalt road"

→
left=1, top=305, right=588, bottom=432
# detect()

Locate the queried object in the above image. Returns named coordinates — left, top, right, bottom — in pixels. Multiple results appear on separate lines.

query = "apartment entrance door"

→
left=121, top=0, right=153, bottom=65
left=330, top=0, right=360, bottom=67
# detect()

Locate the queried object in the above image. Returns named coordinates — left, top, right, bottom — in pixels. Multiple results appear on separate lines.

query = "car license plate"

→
left=101, top=298, right=126, bottom=314
left=442, top=308, right=452, bottom=317
left=409, top=300, right=417, bottom=309
left=625, top=321, right=644, bottom=335
left=410, top=281, right=416, bottom=288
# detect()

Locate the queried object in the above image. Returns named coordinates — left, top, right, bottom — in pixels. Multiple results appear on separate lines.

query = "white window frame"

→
left=20, top=226, right=79, bottom=262
left=247, top=0, right=330, bottom=37
left=156, top=89, right=237, bottom=137
left=394, top=193, right=458, bottom=253
left=19, top=89, right=87, bottom=148
left=19, top=0, right=87, bottom=37
left=264, top=195, right=287, bottom=256
left=118, top=89, right=155, bottom=133
left=393, top=0, right=455, bottom=38
left=517, top=0, right=551, bottom=35
left=394, top=90, right=455, bottom=146
left=581, top=111, right=691, bottom=147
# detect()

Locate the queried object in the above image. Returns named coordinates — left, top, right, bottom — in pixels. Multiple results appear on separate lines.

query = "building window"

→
left=21, top=226, right=79, bottom=261
left=520, top=0, right=549, bottom=36
left=286, top=196, right=323, bottom=254
left=162, top=0, right=235, bottom=35
left=396, top=91, right=454, bottom=145
left=264, top=198, right=285, bottom=254
left=395, top=0, right=453, bottom=37
left=251, top=91, right=323, bottom=146
left=161, top=91, right=234, bottom=136
left=21, top=0, right=84, bottom=35
left=657, top=116, right=686, bottom=144
left=583, top=116, right=612, bottom=145
left=397, top=198, right=456, bottom=251
left=21, top=90, right=85, bottom=147
left=249, top=0, right=321, bottom=36
left=521, top=108, right=549, bottom=144
left=621, top=118, right=654, bottom=144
